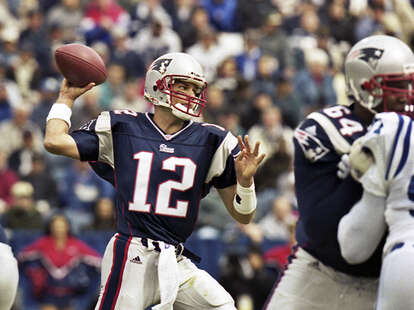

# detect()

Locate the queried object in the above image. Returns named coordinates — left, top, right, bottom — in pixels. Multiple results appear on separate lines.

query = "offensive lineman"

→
left=265, top=35, right=414, bottom=309
left=0, top=224, right=19, bottom=309
left=44, top=52, right=265, bottom=310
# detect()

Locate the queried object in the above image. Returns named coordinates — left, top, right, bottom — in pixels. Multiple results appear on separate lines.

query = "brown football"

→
left=54, top=43, right=107, bottom=87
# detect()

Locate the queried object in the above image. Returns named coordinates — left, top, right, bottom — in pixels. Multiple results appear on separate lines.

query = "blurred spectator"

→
left=82, top=197, right=115, bottom=232
left=18, top=214, right=101, bottom=310
left=293, top=47, right=337, bottom=114
left=235, top=29, right=262, bottom=81
left=355, top=1, right=403, bottom=42
left=165, top=0, right=201, bottom=49
left=131, top=16, right=182, bottom=67
left=30, top=77, right=60, bottom=134
left=19, top=9, right=51, bottom=68
left=0, top=58, right=23, bottom=109
left=241, top=92, right=273, bottom=132
left=12, top=43, right=39, bottom=100
left=187, top=26, right=230, bottom=82
left=8, top=129, right=39, bottom=177
left=258, top=12, right=296, bottom=78
left=46, top=0, right=83, bottom=43
left=0, top=25, right=20, bottom=69
left=212, top=56, right=244, bottom=100
left=220, top=245, right=277, bottom=310
left=0, top=79, right=12, bottom=122
left=98, top=62, right=126, bottom=110
left=247, top=106, right=293, bottom=164
left=274, top=75, right=304, bottom=128
left=236, top=0, right=278, bottom=31
left=81, top=0, right=130, bottom=46
left=249, top=106, right=293, bottom=192
left=217, top=109, right=245, bottom=137
left=129, top=0, right=173, bottom=36
left=112, top=78, right=149, bottom=112
left=110, top=27, right=146, bottom=79
left=246, top=244, right=278, bottom=310
left=319, top=0, right=356, bottom=45
left=250, top=54, right=279, bottom=96
left=2, top=181, right=44, bottom=229
left=59, top=160, right=115, bottom=234
left=201, top=0, right=239, bottom=32
left=0, top=104, right=43, bottom=157
left=201, top=85, right=226, bottom=124
left=258, top=195, right=297, bottom=242
left=22, top=153, right=59, bottom=212
left=0, top=150, right=19, bottom=211
left=71, top=87, right=102, bottom=130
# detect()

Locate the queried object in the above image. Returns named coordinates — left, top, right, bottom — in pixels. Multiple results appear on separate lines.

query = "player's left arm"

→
left=217, top=135, right=265, bottom=224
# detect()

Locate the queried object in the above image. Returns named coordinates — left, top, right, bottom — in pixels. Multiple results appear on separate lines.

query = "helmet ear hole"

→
left=153, top=85, right=157, bottom=91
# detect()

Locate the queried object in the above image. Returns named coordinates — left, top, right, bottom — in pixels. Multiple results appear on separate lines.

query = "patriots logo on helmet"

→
left=295, top=127, right=329, bottom=162
left=355, top=48, right=384, bottom=70
left=151, top=58, right=172, bottom=74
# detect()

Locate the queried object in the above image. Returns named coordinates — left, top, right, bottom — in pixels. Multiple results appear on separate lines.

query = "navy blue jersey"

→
left=293, top=105, right=384, bottom=277
left=71, top=111, right=240, bottom=245
left=0, top=224, right=8, bottom=244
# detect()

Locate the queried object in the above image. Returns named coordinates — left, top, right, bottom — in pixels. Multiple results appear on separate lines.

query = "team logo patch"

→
left=151, top=58, right=172, bottom=74
left=159, top=144, right=174, bottom=153
left=349, top=47, right=384, bottom=70
left=295, top=128, right=329, bottom=162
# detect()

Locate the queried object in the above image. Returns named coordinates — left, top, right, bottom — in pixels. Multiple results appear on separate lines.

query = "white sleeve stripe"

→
left=307, top=112, right=351, bottom=154
left=205, top=132, right=238, bottom=184
left=95, top=111, right=114, bottom=168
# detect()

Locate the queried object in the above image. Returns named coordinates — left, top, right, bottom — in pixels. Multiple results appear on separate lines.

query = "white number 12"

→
left=128, top=151, right=196, bottom=217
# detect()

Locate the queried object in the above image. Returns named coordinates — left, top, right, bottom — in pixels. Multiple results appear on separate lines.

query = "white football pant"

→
left=376, top=242, right=414, bottom=310
left=265, top=248, right=377, bottom=310
left=94, top=234, right=235, bottom=310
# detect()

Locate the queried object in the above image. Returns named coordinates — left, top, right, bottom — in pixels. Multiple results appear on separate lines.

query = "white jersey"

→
left=357, top=112, right=414, bottom=254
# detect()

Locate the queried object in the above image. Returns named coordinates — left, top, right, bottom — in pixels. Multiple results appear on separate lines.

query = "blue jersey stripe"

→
left=386, top=115, right=404, bottom=180
left=394, top=118, right=412, bottom=178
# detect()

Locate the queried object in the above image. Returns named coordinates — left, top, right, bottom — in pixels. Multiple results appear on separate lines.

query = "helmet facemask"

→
left=155, top=75, right=207, bottom=118
left=363, top=73, right=414, bottom=118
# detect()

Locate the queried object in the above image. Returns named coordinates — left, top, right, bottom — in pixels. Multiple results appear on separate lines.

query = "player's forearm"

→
left=44, top=118, right=80, bottom=159
left=338, top=190, right=386, bottom=264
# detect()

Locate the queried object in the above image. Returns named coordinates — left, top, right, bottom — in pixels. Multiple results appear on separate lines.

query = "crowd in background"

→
left=1, top=0, right=414, bottom=309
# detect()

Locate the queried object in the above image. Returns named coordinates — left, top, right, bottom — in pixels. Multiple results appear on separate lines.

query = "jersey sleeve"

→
left=71, top=111, right=114, bottom=167
left=358, top=112, right=409, bottom=197
left=205, top=131, right=240, bottom=189
left=294, top=112, right=351, bottom=163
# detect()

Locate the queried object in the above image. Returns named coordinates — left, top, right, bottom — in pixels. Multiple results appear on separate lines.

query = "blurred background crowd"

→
left=1, top=0, right=414, bottom=309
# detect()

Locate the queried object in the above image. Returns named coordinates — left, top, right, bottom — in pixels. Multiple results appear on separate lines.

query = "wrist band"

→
left=46, top=103, right=72, bottom=127
left=233, top=182, right=257, bottom=215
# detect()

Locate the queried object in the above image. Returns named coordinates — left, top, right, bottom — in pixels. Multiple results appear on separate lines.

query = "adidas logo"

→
left=130, top=255, right=142, bottom=264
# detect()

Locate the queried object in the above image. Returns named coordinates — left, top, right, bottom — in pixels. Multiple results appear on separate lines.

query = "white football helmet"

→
left=345, top=35, right=414, bottom=117
left=144, top=52, right=207, bottom=120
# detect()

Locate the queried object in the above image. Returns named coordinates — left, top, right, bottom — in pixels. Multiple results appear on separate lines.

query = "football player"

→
left=265, top=35, right=414, bottom=309
left=338, top=48, right=414, bottom=310
left=44, top=52, right=265, bottom=310
left=0, top=224, right=19, bottom=309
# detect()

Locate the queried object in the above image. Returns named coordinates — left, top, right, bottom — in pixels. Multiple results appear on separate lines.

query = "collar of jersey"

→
left=145, top=112, right=193, bottom=141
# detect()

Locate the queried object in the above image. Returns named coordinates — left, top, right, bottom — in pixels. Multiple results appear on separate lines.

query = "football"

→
left=54, top=43, right=107, bottom=87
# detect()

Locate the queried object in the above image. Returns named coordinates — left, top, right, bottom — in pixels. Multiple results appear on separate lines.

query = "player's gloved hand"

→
left=349, top=137, right=374, bottom=180
left=337, top=154, right=350, bottom=179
